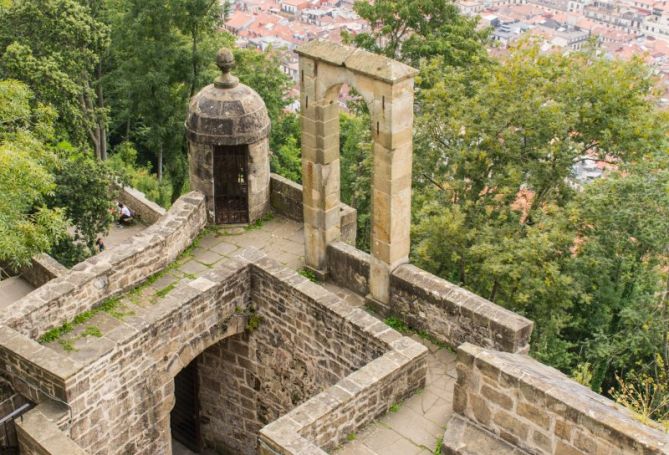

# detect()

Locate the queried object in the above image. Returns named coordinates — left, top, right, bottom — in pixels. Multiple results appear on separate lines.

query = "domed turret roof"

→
left=186, top=48, right=270, bottom=146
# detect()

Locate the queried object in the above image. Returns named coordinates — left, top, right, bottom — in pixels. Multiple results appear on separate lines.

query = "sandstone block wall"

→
left=259, top=333, right=428, bottom=455
left=0, top=192, right=207, bottom=339
left=21, top=254, right=68, bottom=288
left=16, top=402, right=86, bottom=455
left=0, top=387, right=30, bottom=449
left=390, top=265, right=533, bottom=354
left=326, top=241, right=370, bottom=296
left=198, top=253, right=405, bottom=455
left=324, top=242, right=533, bottom=354
left=269, top=173, right=357, bottom=245
left=64, top=262, right=250, bottom=455
left=446, top=343, right=669, bottom=455
left=117, top=184, right=167, bottom=225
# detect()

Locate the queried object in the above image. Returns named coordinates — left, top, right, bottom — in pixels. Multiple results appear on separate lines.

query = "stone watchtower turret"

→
left=186, top=48, right=271, bottom=225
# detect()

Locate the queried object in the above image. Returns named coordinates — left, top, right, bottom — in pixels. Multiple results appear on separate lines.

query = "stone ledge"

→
left=456, top=343, right=669, bottom=454
left=16, top=404, right=86, bottom=455
left=295, top=41, right=418, bottom=84
left=116, top=184, right=166, bottom=225
left=442, top=414, right=530, bottom=455
left=390, top=264, right=533, bottom=353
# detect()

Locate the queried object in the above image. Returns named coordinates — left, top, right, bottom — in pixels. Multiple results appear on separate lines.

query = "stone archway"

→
left=295, top=41, right=418, bottom=305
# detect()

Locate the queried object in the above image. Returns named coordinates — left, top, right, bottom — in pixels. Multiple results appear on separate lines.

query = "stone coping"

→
left=16, top=401, right=86, bottom=455
left=455, top=343, right=669, bottom=454
left=0, top=191, right=207, bottom=340
left=295, top=41, right=418, bottom=84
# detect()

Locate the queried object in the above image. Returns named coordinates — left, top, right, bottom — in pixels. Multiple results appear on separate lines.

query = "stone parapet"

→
left=326, top=241, right=370, bottom=296
left=16, top=403, right=86, bottom=455
left=258, top=337, right=427, bottom=454
left=269, top=173, right=357, bottom=245
left=116, top=184, right=167, bottom=225
left=0, top=191, right=207, bottom=339
left=390, top=265, right=533, bottom=353
left=446, top=343, right=669, bottom=455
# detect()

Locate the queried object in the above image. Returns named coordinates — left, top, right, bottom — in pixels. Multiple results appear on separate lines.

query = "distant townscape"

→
left=223, top=0, right=669, bottom=105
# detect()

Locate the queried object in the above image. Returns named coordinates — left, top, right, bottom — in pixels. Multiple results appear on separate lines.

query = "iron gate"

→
left=0, top=401, right=32, bottom=455
left=170, top=361, right=201, bottom=452
left=213, top=144, right=249, bottom=224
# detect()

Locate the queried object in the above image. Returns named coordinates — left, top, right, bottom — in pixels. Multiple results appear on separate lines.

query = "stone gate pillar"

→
left=299, top=55, right=341, bottom=272
left=368, top=78, right=415, bottom=304
left=296, top=41, right=417, bottom=304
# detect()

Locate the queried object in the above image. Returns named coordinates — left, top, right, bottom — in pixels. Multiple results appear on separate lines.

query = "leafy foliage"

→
left=347, top=0, right=490, bottom=69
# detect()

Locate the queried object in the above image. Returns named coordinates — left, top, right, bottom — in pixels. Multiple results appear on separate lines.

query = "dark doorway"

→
left=213, top=144, right=249, bottom=224
left=171, top=361, right=201, bottom=453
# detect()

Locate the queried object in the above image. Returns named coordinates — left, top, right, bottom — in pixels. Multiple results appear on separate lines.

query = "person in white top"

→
left=117, top=203, right=132, bottom=224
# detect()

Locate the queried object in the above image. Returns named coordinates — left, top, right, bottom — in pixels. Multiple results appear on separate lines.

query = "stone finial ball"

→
left=216, top=48, right=235, bottom=73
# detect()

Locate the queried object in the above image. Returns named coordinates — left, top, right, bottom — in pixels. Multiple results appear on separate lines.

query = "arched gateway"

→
left=295, top=41, right=418, bottom=306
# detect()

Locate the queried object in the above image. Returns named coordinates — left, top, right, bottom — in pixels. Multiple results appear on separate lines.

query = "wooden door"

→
left=171, top=361, right=201, bottom=452
left=213, top=144, right=249, bottom=224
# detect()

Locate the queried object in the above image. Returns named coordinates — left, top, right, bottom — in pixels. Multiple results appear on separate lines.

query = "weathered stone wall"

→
left=198, top=332, right=261, bottom=454
left=116, top=184, right=167, bottom=225
left=258, top=334, right=428, bottom=454
left=18, top=254, right=68, bottom=288
left=390, top=265, right=533, bottom=354
left=326, top=241, right=370, bottom=296
left=0, top=192, right=207, bottom=339
left=269, top=173, right=357, bottom=245
left=0, top=326, right=75, bottom=404
left=0, top=386, right=30, bottom=449
left=248, top=140, right=272, bottom=222
left=445, top=343, right=669, bottom=455
left=64, top=263, right=250, bottom=455
left=198, top=254, right=402, bottom=455
left=324, top=242, right=533, bottom=354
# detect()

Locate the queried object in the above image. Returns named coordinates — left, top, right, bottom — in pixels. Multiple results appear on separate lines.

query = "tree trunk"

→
left=158, top=144, right=164, bottom=181
left=97, top=62, right=107, bottom=160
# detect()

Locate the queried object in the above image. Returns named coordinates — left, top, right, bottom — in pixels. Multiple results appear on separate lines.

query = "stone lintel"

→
left=295, top=40, right=418, bottom=84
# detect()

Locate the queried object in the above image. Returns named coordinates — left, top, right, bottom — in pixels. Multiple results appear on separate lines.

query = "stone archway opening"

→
left=171, top=356, right=202, bottom=454
left=296, top=41, right=418, bottom=307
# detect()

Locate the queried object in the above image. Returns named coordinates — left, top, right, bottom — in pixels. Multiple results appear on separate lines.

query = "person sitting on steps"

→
left=117, top=202, right=133, bottom=225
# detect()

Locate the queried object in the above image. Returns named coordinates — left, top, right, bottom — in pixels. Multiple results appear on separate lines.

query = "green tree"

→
left=347, top=0, right=490, bottom=69
left=411, top=41, right=668, bottom=376
left=0, top=80, right=68, bottom=268
left=0, top=0, right=110, bottom=158
left=48, top=144, right=119, bottom=255
left=567, top=162, right=669, bottom=394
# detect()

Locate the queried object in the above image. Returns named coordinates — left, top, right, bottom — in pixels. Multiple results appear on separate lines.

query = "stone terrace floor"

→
left=43, top=214, right=456, bottom=455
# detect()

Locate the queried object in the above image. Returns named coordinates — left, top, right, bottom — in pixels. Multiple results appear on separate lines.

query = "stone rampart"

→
left=64, top=262, right=250, bottom=454
left=116, top=184, right=167, bottom=225
left=391, top=265, right=533, bottom=354
left=14, top=254, right=67, bottom=288
left=445, top=343, right=669, bottom=455
left=269, top=173, right=357, bottom=245
left=0, top=192, right=207, bottom=339
left=324, top=243, right=533, bottom=354
left=0, top=248, right=427, bottom=455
